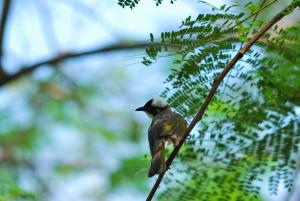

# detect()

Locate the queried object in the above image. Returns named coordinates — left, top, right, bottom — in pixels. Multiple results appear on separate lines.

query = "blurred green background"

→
left=0, top=0, right=299, bottom=201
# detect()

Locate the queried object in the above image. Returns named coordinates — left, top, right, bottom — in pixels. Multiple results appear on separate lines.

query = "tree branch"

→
left=0, top=0, right=11, bottom=59
left=0, top=0, right=280, bottom=87
left=0, top=0, right=12, bottom=76
left=146, top=2, right=300, bottom=201
left=0, top=42, right=177, bottom=87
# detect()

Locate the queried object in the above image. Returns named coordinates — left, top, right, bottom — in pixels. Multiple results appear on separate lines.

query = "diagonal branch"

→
left=0, top=0, right=12, bottom=75
left=146, top=2, right=300, bottom=201
left=0, top=42, right=177, bottom=87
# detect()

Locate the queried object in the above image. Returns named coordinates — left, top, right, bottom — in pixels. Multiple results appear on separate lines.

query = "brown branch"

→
left=0, top=0, right=281, bottom=87
left=0, top=42, right=177, bottom=87
left=0, top=0, right=12, bottom=75
left=146, top=2, right=300, bottom=201
left=0, top=0, right=11, bottom=59
left=0, top=0, right=280, bottom=87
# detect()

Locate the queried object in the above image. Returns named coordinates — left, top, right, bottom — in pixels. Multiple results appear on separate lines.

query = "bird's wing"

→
left=159, top=112, right=187, bottom=137
left=148, top=118, right=164, bottom=156
left=148, top=112, right=187, bottom=155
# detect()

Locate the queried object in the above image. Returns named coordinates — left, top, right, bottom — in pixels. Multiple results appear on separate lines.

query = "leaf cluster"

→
left=142, top=1, right=300, bottom=200
left=118, top=0, right=176, bottom=9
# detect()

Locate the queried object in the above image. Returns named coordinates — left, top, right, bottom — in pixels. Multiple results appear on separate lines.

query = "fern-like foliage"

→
left=118, top=0, right=176, bottom=8
left=142, top=1, right=300, bottom=200
left=118, top=0, right=141, bottom=9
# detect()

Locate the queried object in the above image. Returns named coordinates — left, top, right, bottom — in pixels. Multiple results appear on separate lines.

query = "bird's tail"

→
left=148, top=145, right=166, bottom=177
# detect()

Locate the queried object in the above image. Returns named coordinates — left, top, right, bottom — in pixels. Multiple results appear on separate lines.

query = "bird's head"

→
left=135, top=97, right=170, bottom=118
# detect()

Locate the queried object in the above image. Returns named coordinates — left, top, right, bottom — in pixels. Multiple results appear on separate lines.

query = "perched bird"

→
left=135, top=97, right=187, bottom=177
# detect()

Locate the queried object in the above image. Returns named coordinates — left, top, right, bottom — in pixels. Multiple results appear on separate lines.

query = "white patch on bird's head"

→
left=151, top=97, right=169, bottom=108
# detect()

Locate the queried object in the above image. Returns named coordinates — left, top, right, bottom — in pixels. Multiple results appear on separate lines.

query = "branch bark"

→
left=146, top=2, right=300, bottom=201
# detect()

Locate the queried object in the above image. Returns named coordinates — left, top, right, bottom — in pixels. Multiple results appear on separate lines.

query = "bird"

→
left=135, top=97, right=187, bottom=177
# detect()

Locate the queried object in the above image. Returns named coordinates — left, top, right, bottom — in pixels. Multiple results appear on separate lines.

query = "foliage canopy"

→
left=119, top=0, right=300, bottom=200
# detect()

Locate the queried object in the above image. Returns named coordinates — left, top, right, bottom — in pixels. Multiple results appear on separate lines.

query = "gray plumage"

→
left=135, top=97, right=187, bottom=177
left=148, top=108, right=187, bottom=177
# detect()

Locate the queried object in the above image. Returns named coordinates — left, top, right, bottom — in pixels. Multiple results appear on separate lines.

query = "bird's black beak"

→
left=135, top=106, right=145, bottom=111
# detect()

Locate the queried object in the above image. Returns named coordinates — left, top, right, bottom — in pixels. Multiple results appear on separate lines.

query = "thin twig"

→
left=0, top=0, right=11, bottom=59
left=0, top=0, right=12, bottom=74
left=221, top=0, right=267, bottom=96
left=232, top=0, right=279, bottom=30
left=145, top=2, right=300, bottom=201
